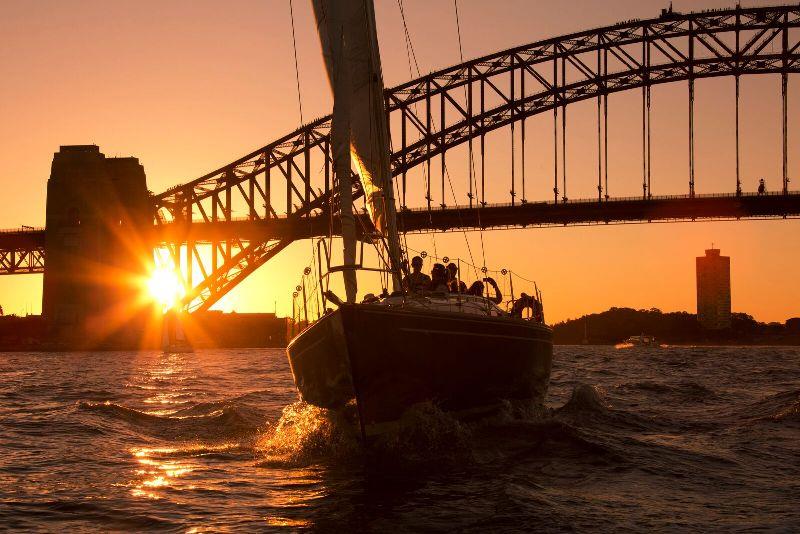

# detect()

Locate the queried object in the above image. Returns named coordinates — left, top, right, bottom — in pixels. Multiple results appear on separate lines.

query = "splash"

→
left=255, top=401, right=360, bottom=467
left=255, top=401, right=474, bottom=468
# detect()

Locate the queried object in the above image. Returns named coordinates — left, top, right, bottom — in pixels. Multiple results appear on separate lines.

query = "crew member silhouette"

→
left=446, top=263, right=467, bottom=293
left=467, top=277, right=503, bottom=303
left=402, top=256, right=432, bottom=293
left=429, top=263, right=449, bottom=292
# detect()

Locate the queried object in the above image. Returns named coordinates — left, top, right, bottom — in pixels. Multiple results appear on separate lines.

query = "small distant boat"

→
left=617, top=334, right=659, bottom=348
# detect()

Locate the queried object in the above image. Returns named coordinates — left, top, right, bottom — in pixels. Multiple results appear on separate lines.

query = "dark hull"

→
left=286, top=304, right=552, bottom=435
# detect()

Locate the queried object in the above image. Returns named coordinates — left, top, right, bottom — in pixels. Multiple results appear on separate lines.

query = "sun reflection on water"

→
left=129, top=446, right=198, bottom=499
left=119, top=351, right=326, bottom=525
left=263, top=516, right=312, bottom=528
left=128, top=443, right=241, bottom=500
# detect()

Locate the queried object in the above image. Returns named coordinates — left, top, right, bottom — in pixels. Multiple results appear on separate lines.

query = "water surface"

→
left=1, top=346, right=798, bottom=531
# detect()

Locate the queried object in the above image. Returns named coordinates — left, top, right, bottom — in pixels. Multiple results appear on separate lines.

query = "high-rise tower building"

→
left=696, top=247, right=731, bottom=330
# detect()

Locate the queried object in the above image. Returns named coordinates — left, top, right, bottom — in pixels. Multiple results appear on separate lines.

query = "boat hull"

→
left=286, top=304, right=552, bottom=434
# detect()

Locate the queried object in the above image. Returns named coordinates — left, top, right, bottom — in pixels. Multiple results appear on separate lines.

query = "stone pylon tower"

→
left=42, top=145, right=156, bottom=348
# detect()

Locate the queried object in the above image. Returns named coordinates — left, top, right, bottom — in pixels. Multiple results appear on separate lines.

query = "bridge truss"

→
left=0, top=228, right=45, bottom=276
left=4, top=5, right=800, bottom=311
left=151, top=4, right=800, bottom=311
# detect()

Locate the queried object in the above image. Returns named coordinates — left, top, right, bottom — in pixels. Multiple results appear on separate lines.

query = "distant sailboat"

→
left=285, top=0, right=552, bottom=439
left=162, top=309, right=193, bottom=353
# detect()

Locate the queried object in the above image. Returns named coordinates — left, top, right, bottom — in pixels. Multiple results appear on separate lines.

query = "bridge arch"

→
left=152, top=4, right=800, bottom=311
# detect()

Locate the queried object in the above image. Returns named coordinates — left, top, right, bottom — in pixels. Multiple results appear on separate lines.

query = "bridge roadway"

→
left=154, top=191, right=800, bottom=242
left=2, top=192, right=799, bottom=251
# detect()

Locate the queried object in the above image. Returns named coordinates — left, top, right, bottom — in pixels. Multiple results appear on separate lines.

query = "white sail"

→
left=313, top=0, right=402, bottom=293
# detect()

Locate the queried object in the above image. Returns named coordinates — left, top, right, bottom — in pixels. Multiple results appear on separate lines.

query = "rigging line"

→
left=396, top=0, right=422, bottom=76
left=397, top=0, right=415, bottom=79
left=441, top=159, right=480, bottom=280
left=397, top=0, right=437, bottom=258
left=393, top=166, right=411, bottom=264
left=453, top=0, right=487, bottom=271
left=407, top=245, right=535, bottom=292
left=453, top=0, right=465, bottom=60
left=293, top=17, right=315, bottom=292
left=288, top=0, right=304, bottom=125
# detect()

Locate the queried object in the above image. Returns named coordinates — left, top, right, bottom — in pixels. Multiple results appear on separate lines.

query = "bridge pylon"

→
left=42, top=145, right=157, bottom=349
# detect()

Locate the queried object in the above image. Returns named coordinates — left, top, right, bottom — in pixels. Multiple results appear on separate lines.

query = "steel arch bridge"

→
left=3, top=4, right=800, bottom=312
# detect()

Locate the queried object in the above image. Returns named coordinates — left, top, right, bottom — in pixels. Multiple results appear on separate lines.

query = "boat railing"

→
left=288, top=238, right=548, bottom=336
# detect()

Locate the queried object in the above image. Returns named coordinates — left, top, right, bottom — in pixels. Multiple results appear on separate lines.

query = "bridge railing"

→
left=153, top=190, right=800, bottom=226
left=0, top=226, right=45, bottom=234
left=400, top=190, right=800, bottom=212
left=6, top=190, right=798, bottom=235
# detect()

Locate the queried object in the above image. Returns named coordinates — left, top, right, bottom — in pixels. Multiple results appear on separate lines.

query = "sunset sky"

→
left=1, top=0, right=797, bottom=323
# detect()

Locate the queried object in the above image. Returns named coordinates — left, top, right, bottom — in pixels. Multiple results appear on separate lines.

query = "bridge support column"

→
left=42, top=145, right=157, bottom=349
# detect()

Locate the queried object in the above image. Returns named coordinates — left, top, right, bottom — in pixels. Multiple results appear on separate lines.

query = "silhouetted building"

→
left=42, top=145, right=156, bottom=349
left=696, top=247, right=731, bottom=330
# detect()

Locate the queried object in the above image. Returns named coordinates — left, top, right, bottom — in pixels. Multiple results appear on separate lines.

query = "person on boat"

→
left=402, top=256, right=432, bottom=293
left=467, top=280, right=483, bottom=296
left=446, top=263, right=467, bottom=293
left=429, top=263, right=449, bottom=292
left=468, top=277, right=503, bottom=304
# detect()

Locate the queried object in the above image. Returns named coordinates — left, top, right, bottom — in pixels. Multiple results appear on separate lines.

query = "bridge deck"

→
left=154, top=192, right=800, bottom=243
left=2, top=192, right=798, bottom=275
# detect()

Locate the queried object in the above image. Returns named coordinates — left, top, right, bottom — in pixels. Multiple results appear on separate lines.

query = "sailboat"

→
left=162, top=309, right=193, bottom=353
left=286, top=0, right=552, bottom=439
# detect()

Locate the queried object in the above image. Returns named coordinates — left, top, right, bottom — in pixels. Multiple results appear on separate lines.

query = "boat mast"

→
left=313, top=0, right=403, bottom=296
left=314, top=0, right=358, bottom=303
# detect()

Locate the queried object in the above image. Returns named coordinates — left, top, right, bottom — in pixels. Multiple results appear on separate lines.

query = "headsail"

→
left=313, top=0, right=402, bottom=294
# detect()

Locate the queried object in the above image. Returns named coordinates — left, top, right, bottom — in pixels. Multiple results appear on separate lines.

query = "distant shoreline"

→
left=553, top=307, right=800, bottom=346
left=2, top=308, right=798, bottom=351
left=555, top=342, right=800, bottom=347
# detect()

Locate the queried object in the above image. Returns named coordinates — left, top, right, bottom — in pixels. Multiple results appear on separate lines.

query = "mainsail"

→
left=313, top=0, right=402, bottom=298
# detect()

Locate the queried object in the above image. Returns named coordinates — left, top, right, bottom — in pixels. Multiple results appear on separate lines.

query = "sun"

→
left=146, top=266, right=184, bottom=311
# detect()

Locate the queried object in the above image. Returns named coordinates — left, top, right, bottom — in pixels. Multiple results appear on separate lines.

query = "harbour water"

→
left=1, top=346, right=798, bottom=531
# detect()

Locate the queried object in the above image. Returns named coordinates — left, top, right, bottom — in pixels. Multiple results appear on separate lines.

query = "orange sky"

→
left=0, top=0, right=797, bottom=323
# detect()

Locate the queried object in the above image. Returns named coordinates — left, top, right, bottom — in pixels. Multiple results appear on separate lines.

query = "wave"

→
left=554, top=383, right=681, bottom=435
left=130, top=441, right=248, bottom=461
left=78, top=400, right=264, bottom=440
left=557, top=383, right=612, bottom=415
left=747, top=389, right=800, bottom=424
left=0, top=499, right=179, bottom=531
left=615, top=380, right=716, bottom=400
